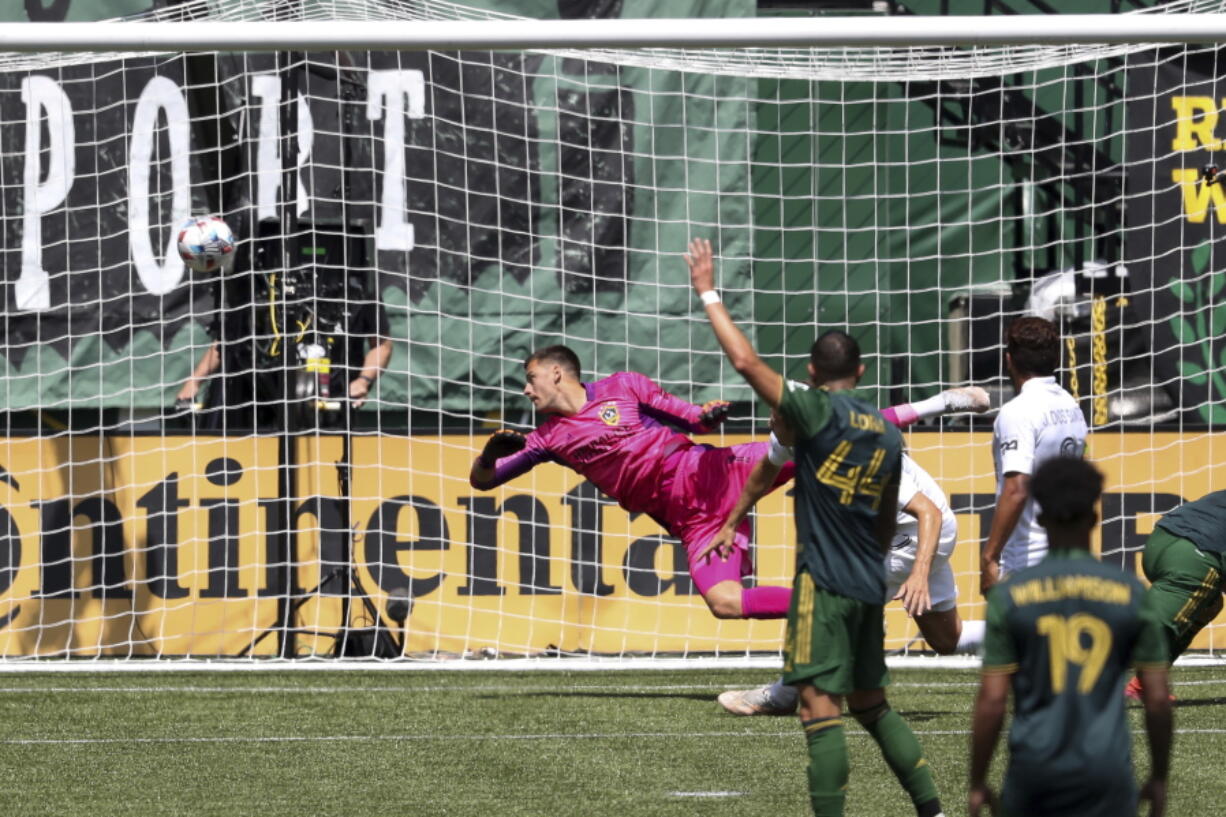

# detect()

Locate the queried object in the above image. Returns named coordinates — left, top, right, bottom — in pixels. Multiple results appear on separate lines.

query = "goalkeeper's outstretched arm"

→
left=625, top=371, right=731, bottom=434
left=469, top=430, right=547, bottom=490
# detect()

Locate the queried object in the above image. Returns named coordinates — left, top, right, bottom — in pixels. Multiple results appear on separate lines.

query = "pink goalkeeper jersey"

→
left=471, top=371, right=717, bottom=520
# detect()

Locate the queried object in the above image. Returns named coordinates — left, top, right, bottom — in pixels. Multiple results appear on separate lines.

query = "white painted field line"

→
left=4, top=727, right=1225, bottom=747
left=1, top=677, right=1225, bottom=695
left=0, top=730, right=795, bottom=746
left=894, top=677, right=1226, bottom=689
left=0, top=652, right=1221, bottom=673
left=0, top=683, right=733, bottom=694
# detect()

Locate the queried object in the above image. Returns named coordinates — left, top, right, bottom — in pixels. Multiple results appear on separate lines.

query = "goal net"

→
left=0, top=0, right=1224, bottom=664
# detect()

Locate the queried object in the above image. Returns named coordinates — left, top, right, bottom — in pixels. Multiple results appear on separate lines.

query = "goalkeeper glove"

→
left=699, top=400, right=731, bottom=429
left=478, top=429, right=526, bottom=468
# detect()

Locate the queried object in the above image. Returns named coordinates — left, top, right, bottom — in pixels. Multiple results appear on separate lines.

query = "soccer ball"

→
left=177, top=216, right=236, bottom=273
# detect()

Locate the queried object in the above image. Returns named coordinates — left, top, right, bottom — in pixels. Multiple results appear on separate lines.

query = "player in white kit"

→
left=885, top=453, right=979, bottom=655
left=980, top=316, right=1087, bottom=595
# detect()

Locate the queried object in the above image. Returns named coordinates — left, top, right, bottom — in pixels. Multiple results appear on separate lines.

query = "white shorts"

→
left=1001, top=542, right=1048, bottom=579
left=885, top=518, right=959, bottom=613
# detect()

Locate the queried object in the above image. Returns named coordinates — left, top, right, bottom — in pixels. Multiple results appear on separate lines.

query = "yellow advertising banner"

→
left=0, top=431, right=1221, bottom=658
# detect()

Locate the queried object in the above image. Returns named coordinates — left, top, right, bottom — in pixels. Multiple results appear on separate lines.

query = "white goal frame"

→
left=3, top=8, right=1226, bottom=671
left=3, top=15, right=1226, bottom=52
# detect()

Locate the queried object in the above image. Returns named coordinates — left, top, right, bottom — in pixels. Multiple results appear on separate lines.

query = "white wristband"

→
left=767, top=432, right=793, bottom=467
left=699, top=290, right=721, bottom=306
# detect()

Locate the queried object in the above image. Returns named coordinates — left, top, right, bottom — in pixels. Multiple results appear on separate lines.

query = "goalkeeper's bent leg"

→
left=741, top=585, right=791, bottom=618
left=692, top=546, right=789, bottom=619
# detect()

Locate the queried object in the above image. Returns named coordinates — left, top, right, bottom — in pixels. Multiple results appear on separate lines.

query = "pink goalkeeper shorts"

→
left=663, top=441, right=794, bottom=595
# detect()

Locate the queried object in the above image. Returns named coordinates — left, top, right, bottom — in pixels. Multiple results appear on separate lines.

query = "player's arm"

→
left=895, top=490, right=942, bottom=617
left=1137, top=665, right=1172, bottom=817
left=349, top=337, right=393, bottom=408
left=982, top=410, right=1035, bottom=593
left=874, top=467, right=901, bottom=555
left=969, top=588, right=1014, bottom=817
left=882, top=386, right=991, bottom=428
left=469, top=430, right=547, bottom=490
left=629, top=372, right=730, bottom=434
left=968, top=671, right=1009, bottom=817
left=176, top=342, right=221, bottom=404
left=685, top=238, right=784, bottom=410
left=696, top=431, right=790, bottom=564
left=981, top=471, right=1029, bottom=593
left=1134, top=596, right=1173, bottom=817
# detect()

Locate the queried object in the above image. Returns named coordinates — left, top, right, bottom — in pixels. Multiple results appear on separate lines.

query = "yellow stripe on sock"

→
left=803, top=718, right=844, bottom=735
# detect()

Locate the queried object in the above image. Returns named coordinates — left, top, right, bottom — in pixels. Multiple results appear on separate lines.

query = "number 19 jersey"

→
left=983, top=550, right=1167, bottom=814
left=778, top=380, right=903, bottom=605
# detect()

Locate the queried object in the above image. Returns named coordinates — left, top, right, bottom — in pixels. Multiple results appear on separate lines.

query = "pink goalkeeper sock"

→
left=881, top=403, right=920, bottom=428
left=741, top=586, right=792, bottom=619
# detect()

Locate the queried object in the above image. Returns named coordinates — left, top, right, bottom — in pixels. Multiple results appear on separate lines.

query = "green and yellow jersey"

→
left=983, top=550, right=1167, bottom=807
left=777, top=379, right=902, bottom=605
left=1155, top=488, right=1226, bottom=554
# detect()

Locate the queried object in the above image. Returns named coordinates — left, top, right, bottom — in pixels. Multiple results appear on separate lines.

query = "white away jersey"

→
left=992, top=376, right=1087, bottom=574
left=888, top=454, right=960, bottom=610
left=893, top=454, right=957, bottom=551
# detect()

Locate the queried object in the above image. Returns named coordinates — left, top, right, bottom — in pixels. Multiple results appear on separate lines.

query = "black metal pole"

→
left=272, top=46, right=301, bottom=659
left=335, top=409, right=355, bottom=652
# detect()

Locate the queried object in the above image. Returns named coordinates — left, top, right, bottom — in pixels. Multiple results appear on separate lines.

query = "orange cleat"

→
left=1124, top=676, right=1143, bottom=701
left=1124, top=676, right=1175, bottom=702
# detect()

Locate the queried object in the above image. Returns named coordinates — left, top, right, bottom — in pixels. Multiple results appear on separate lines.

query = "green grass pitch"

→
left=0, top=666, right=1222, bottom=816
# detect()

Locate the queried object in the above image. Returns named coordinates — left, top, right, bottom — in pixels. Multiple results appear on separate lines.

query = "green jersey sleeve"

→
left=981, top=585, right=1018, bottom=674
left=1132, top=591, right=1170, bottom=670
left=777, top=379, right=832, bottom=441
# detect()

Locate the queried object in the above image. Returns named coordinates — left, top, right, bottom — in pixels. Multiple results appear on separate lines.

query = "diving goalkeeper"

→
left=469, top=345, right=986, bottom=621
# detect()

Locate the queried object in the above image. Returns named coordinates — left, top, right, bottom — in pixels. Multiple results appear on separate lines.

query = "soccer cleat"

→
left=1124, top=676, right=1176, bottom=702
left=716, top=685, right=796, bottom=716
left=941, top=386, right=991, bottom=414
left=1124, top=676, right=1142, bottom=701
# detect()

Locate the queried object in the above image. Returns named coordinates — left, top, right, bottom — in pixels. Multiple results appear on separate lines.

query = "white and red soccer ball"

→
left=177, top=216, right=236, bottom=273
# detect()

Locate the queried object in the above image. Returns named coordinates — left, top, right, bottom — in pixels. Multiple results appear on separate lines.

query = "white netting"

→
left=0, top=2, right=1223, bottom=663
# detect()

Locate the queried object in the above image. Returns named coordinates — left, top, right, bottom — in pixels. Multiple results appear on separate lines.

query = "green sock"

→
left=802, top=716, right=849, bottom=817
left=851, top=702, right=940, bottom=814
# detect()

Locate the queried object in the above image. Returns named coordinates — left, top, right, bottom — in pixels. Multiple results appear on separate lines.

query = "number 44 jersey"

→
left=777, top=379, right=903, bottom=605
left=983, top=550, right=1167, bottom=791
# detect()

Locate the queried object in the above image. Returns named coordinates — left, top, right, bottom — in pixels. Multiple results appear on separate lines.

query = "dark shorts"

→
left=1002, top=763, right=1136, bottom=817
left=781, top=569, right=889, bottom=695
left=1142, top=527, right=1226, bottom=661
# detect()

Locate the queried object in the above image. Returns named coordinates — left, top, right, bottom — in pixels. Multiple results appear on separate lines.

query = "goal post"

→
left=9, top=14, right=1226, bottom=51
left=1, top=0, right=1225, bottom=666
